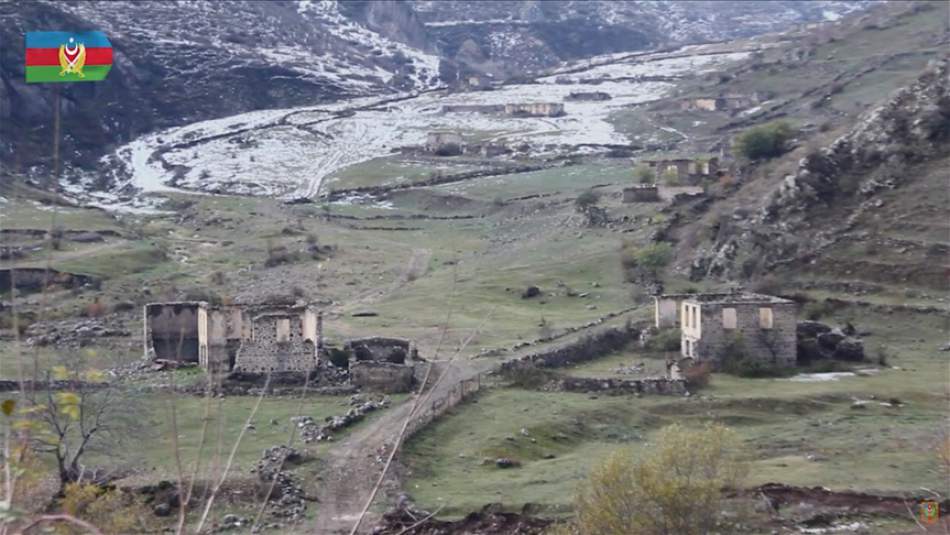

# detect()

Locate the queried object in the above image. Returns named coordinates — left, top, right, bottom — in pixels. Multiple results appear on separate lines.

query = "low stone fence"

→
left=556, top=376, right=685, bottom=395
left=404, top=370, right=483, bottom=438
left=499, top=324, right=642, bottom=371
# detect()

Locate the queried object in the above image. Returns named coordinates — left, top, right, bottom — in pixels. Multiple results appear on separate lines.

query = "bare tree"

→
left=31, top=372, right=141, bottom=492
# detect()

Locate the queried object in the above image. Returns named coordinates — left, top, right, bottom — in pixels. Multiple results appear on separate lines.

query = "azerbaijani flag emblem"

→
left=25, top=31, right=112, bottom=83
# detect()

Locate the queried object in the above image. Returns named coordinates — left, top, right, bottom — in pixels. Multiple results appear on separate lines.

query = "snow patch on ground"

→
left=82, top=47, right=750, bottom=207
left=788, top=372, right=856, bottom=382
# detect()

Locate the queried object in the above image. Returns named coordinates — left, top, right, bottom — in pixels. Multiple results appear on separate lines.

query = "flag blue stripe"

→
left=25, top=31, right=111, bottom=49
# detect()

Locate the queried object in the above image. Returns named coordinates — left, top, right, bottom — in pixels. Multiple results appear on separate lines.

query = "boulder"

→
left=796, top=338, right=825, bottom=364
left=817, top=329, right=846, bottom=350
left=834, top=337, right=865, bottom=361
left=797, top=320, right=832, bottom=339
left=521, top=286, right=541, bottom=299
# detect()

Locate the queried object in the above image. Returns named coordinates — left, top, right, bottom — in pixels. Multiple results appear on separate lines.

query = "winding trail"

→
left=310, top=306, right=642, bottom=533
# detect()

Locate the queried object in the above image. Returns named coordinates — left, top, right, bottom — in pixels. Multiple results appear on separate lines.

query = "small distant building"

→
left=344, top=337, right=418, bottom=393
left=425, top=131, right=463, bottom=156
left=653, top=293, right=797, bottom=369
left=503, top=102, right=565, bottom=117
left=679, top=93, right=761, bottom=112
left=639, top=156, right=719, bottom=182
left=565, top=91, right=611, bottom=101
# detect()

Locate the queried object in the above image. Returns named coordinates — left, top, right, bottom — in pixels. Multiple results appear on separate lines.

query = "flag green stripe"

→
left=25, top=65, right=111, bottom=83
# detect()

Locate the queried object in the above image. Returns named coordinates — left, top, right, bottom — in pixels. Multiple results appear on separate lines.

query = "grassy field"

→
left=402, top=304, right=949, bottom=518
left=0, top=201, right=123, bottom=233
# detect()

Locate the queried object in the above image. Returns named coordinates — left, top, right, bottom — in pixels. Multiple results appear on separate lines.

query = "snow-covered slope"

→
left=73, top=45, right=752, bottom=209
left=0, top=0, right=441, bottom=174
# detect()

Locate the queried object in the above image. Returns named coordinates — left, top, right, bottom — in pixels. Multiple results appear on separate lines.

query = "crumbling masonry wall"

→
left=144, top=302, right=202, bottom=362
left=350, top=361, right=414, bottom=393
left=683, top=299, right=797, bottom=368
left=233, top=313, right=317, bottom=373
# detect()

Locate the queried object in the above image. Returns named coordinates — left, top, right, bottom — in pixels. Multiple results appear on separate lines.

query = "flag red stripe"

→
left=25, top=47, right=113, bottom=67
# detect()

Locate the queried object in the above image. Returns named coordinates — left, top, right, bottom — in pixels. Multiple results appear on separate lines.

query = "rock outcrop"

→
left=693, top=58, right=949, bottom=280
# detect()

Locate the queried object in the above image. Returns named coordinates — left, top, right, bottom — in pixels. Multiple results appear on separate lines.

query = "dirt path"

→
left=312, top=359, right=487, bottom=533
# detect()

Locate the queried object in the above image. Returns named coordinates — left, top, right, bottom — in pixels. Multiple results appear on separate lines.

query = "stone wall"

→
left=500, top=324, right=641, bottom=372
left=233, top=314, right=316, bottom=373
left=350, top=361, right=414, bottom=393
left=345, top=337, right=416, bottom=364
left=622, top=185, right=660, bottom=203
left=442, top=104, right=504, bottom=114
left=557, top=376, right=686, bottom=395
left=657, top=185, right=705, bottom=202
left=0, top=268, right=97, bottom=294
left=685, top=301, right=797, bottom=368
left=144, top=302, right=202, bottom=362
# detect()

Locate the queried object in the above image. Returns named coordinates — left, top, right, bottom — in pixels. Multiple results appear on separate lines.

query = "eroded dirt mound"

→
left=754, top=483, right=949, bottom=516
left=376, top=504, right=553, bottom=534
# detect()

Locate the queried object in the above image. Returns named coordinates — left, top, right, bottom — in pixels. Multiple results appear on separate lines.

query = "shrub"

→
left=634, top=165, right=655, bottom=184
left=645, top=328, right=681, bottom=352
left=635, top=242, right=674, bottom=272
left=265, top=241, right=300, bottom=267
left=49, top=225, right=65, bottom=251
left=661, top=167, right=680, bottom=185
left=84, top=298, right=108, bottom=318
left=683, top=360, right=712, bottom=390
left=575, top=189, right=600, bottom=210
left=572, top=423, right=747, bottom=535
left=736, top=121, right=794, bottom=160
left=210, top=271, right=226, bottom=285
left=61, top=482, right=153, bottom=534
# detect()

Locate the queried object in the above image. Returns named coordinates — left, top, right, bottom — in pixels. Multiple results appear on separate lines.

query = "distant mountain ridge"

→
left=0, top=0, right=867, bottom=174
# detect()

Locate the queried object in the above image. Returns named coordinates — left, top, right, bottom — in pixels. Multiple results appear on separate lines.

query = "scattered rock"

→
left=521, top=286, right=541, bottom=299
left=495, top=458, right=518, bottom=469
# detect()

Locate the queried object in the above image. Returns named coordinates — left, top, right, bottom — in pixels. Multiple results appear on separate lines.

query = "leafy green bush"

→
left=646, top=328, right=681, bottom=352
left=736, top=121, right=794, bottom=160
left=636, top=242, right=674, bottom=271
left=572, top=424, right=747, bottom=535
left=575, top=189, right=600, bottom=210
left=634, top=165, right=655, bottom=184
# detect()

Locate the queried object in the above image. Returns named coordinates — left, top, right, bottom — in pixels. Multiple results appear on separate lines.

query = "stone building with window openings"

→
left=653, top=292, right=797, bottom=368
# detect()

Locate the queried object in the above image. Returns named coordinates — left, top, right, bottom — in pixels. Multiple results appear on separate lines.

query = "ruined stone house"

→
left=342, top=337, right=418, bottom=393
left=654, top=293, right=797, bottom=368
left=679, top=93, right=760, bottom=112
left=143, top=301, right=319, bottom=373
left=640, top=156, right=719, bottom=182
left=425, top=131, right=463, bottom=156
left=503, top=102, right=565, bottom=117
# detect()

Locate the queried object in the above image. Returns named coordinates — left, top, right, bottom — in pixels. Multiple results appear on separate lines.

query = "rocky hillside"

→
left=0, top=0, right=440, bottom=173
left=412, top=0, right=867, bottom=79
left=688, top=58, right=950, bottom=289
